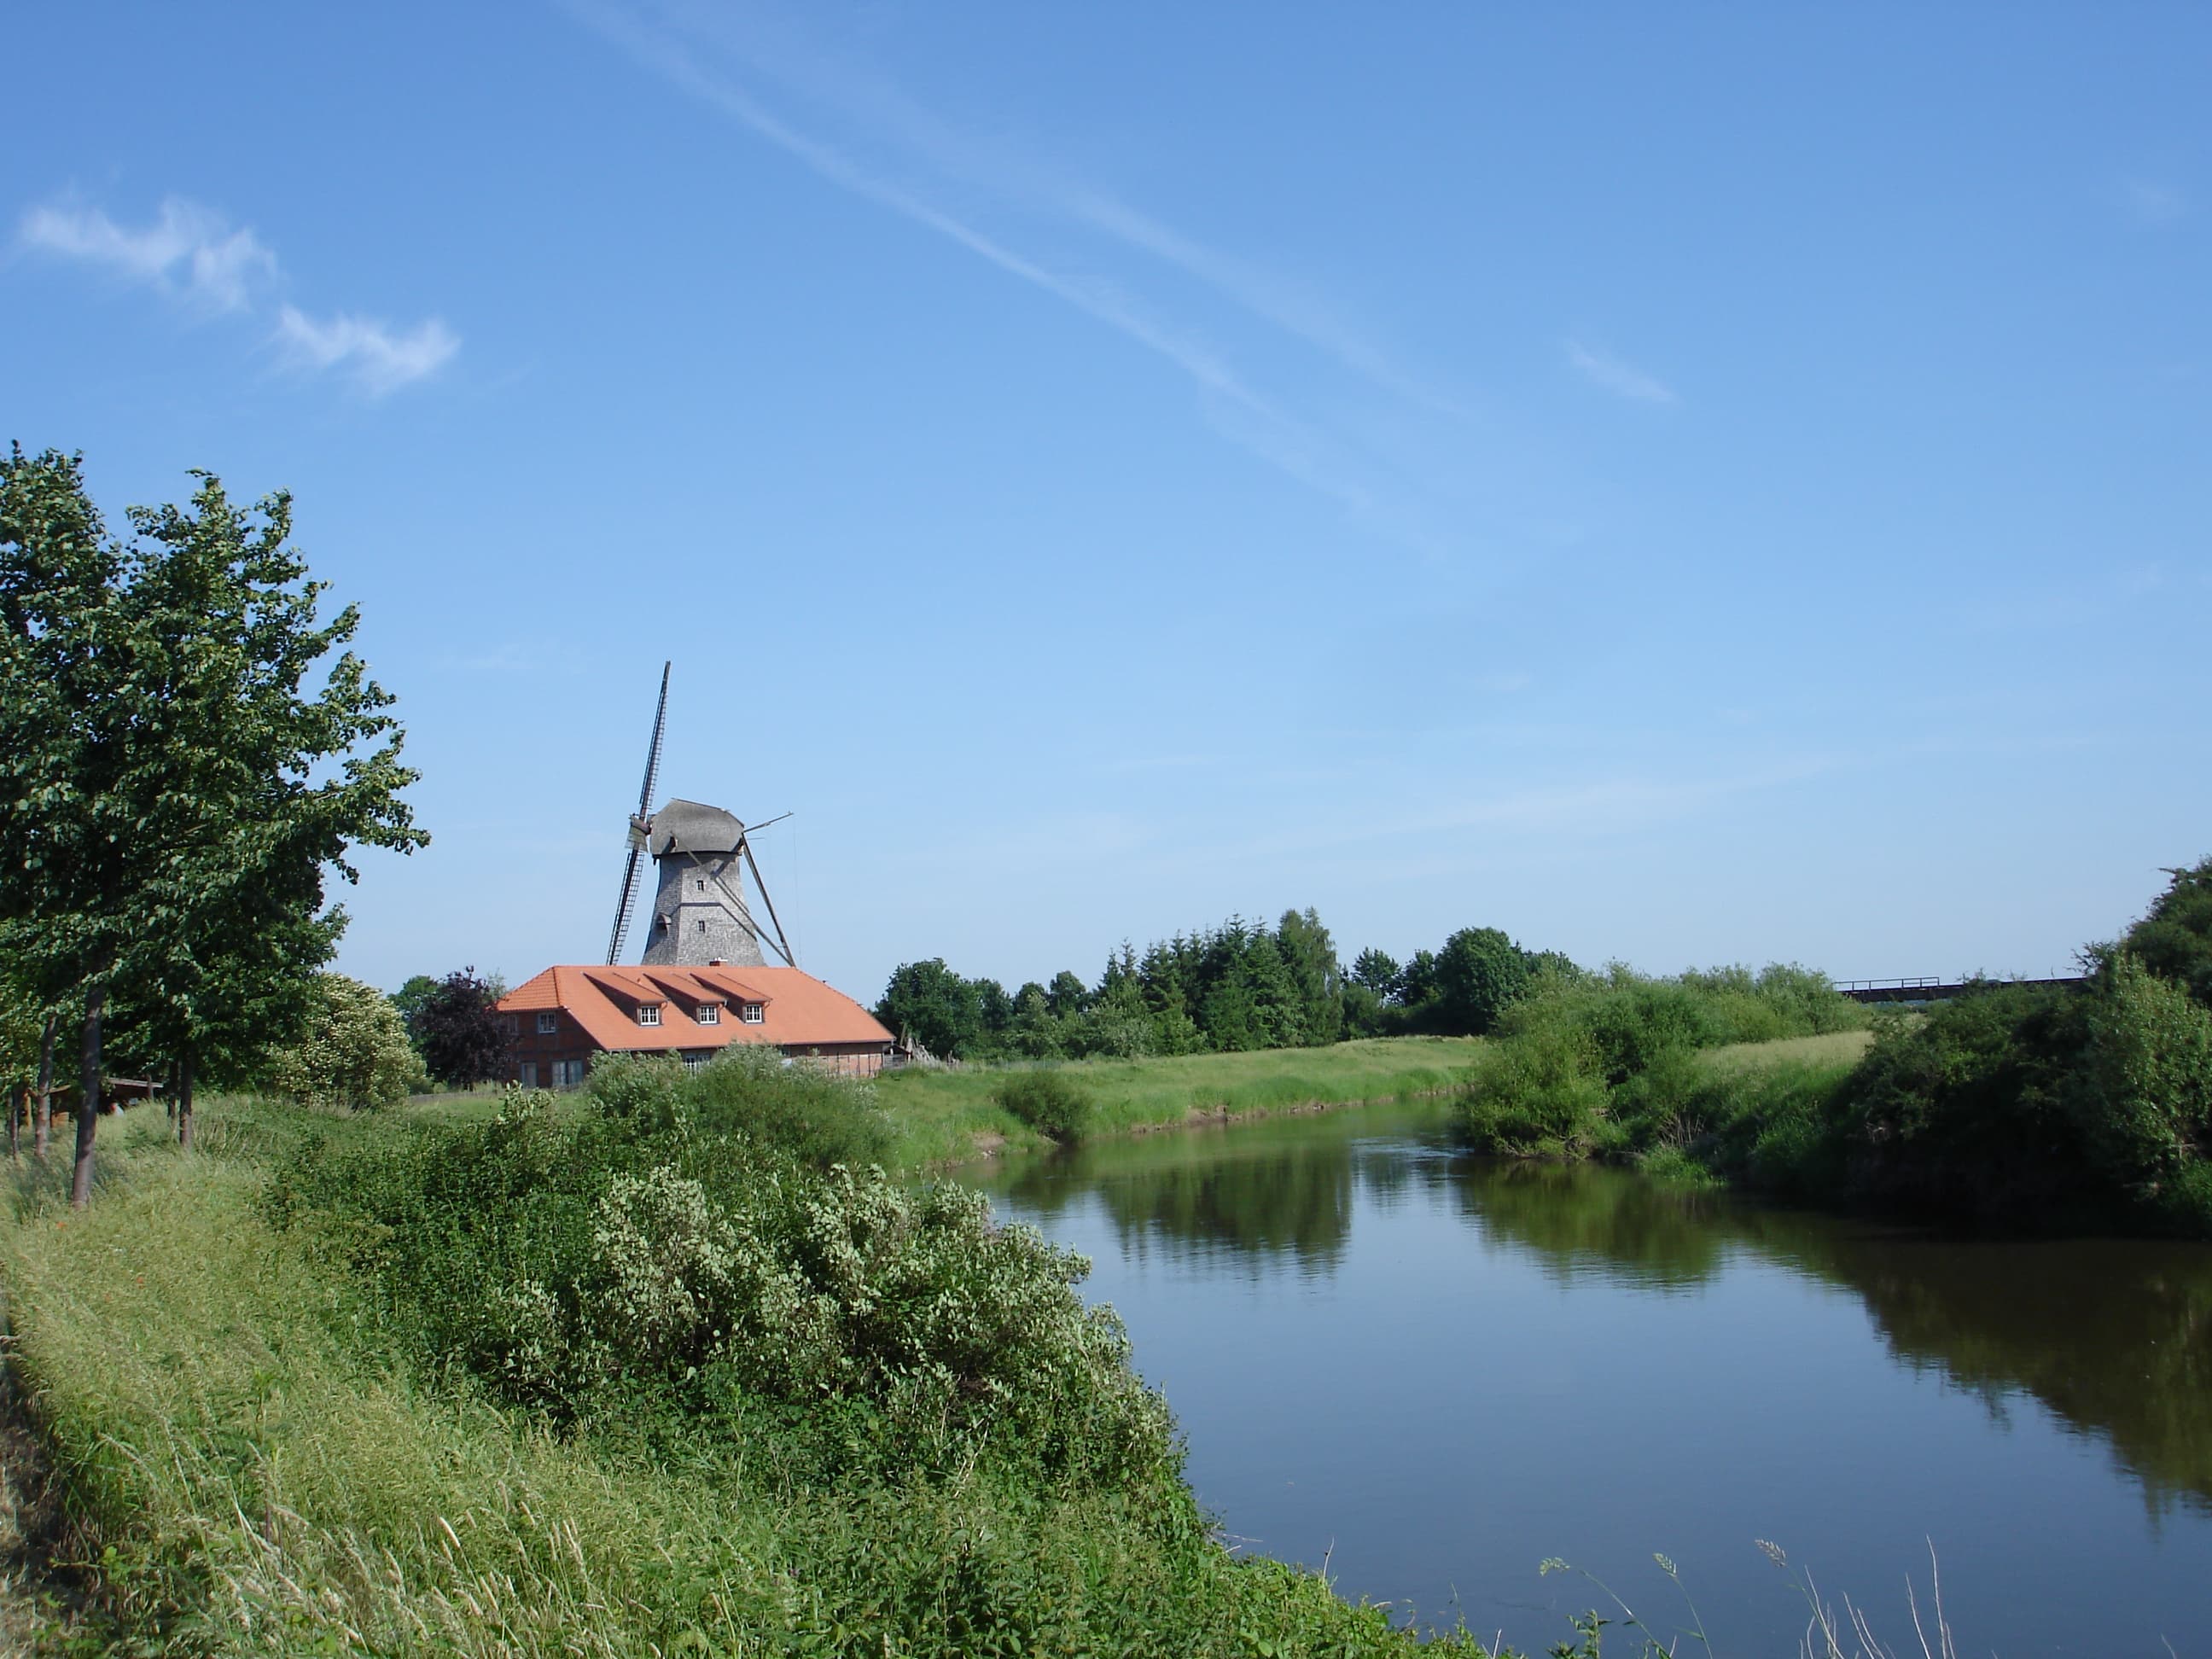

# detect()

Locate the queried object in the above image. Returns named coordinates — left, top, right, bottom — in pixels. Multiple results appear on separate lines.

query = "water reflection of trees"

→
left=971, top=1110, right=2212, bottom=1514
left=992, top=1121, right=1383, bottom=1270
left=1459, top=1161, right=2212, bottom=1516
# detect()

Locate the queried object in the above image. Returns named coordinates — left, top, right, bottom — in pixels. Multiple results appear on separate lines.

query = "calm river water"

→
left=957, top=1100, right=2212, bottom=1656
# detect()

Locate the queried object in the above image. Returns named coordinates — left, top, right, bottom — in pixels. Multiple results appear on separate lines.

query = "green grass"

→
left=876, top=1037, right=1483, bottom=1168
left=0, top=1097, right=1503, bottom=1656
left=1700, top=1028, right=1874, bottom=1073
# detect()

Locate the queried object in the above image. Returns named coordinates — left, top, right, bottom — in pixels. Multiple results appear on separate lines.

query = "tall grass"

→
left=0, top=1094, right=1500, bottom=1656
left=879, top=1037, right=1482, bottom=1168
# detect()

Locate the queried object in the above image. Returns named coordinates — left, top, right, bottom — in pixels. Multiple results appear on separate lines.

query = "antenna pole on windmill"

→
left=605, top=661, right=671, bottom=964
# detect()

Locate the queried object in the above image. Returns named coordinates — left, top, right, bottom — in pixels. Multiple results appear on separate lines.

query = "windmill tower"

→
left=605, top=663, right=796, bottom=969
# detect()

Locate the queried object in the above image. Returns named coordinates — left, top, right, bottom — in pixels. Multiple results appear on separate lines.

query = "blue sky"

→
left=5, top=3, right=2207, bottom=1001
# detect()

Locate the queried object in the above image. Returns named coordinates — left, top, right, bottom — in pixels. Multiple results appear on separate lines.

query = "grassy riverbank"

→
left=876, top=1036, right=1483, bottom=1168
left=1455, top=890, right=2212, bottom=1237
left=0, top=1070, right=1504, bottom=1656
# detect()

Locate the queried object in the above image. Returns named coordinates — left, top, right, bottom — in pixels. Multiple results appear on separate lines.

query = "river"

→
left=956, top=1099, right=2212, bottom=1656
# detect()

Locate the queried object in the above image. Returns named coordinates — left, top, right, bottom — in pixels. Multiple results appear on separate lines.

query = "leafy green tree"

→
left=2120, top=857, right=2212, bottom=1008
left=1349, top=947, right=1402, bottom=1001
left=1006, top=983, right=1067, bottom=1060
left=268, top=973, right=427, bottom=1109
left=1199, top=930, right=1302, bottom=1051
left=1275, top=908, right=1344, bottom=1046
left=1399, top=949, right=1439, bottom=1010
left=1147, top=998, right=1206, bottom=1057
left=416, top=967, right=512, bottom=1089
left=0, top=449, right=128, bottom=1198
left=2075, top=952, right=2212, bottom=1192
left=1045, top=970, right=1091, bottom=1019
left=390, top=974, right=439, bottom=1051
left=973, top=977, right=1013, bottom=1045
left=102, top=470, right=422, bottom=1154
left=0, top=963, right=43, bottom=1155
left=1431, top=926, right=1534, bottom=1035
left=876, top=959, right=988, bottom=1060
left=1, top=452, right=426, bottom=1190
left=1073, top=958, right=1155, bottom=1059
left=1341, top=981, right=1388, bottom=1038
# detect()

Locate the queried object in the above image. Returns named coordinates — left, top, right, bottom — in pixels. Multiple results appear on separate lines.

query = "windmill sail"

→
left=605, top=661, right=670, bottom=964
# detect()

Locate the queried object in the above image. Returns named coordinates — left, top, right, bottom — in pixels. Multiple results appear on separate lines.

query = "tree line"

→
left=0, top=448, right=423, bottom=1199
left=875, top=911, right=1576, bottom=1062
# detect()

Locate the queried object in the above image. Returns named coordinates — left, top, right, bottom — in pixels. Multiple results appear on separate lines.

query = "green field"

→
left=876, top=1036, right=1484, bottom=1169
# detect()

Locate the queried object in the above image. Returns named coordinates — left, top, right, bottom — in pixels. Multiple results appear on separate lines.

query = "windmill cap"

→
left=648, top=798, right=743, bottom=856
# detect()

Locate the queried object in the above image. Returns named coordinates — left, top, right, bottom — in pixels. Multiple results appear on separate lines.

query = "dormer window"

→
left=741, top=1002, right=765, bottom=1025
left=697, top=1003, right=720, bottom=1026
left=637, top=1004, right=661, bottom=1027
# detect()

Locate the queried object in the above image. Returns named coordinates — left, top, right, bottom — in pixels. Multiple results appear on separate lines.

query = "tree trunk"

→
left=9, top=1083, right=19, bottom=1160
left=33, top=1010, right=55, bottom=1158
left=70, top=985, right=104, bottom=1208
left=178, top=1049, right=196, bottom=1150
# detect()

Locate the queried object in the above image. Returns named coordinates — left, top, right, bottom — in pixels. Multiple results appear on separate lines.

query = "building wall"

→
left=501, top=1017, right=889, bottom=1086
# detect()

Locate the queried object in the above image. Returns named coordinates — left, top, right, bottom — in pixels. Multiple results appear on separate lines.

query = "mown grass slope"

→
left=876, top=1036, right=1482, bottom=1168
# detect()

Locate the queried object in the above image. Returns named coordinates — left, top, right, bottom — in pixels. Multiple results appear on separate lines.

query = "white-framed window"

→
left=637, top=1004, right=661, bottom=1027
left=501, top=1015, right=520, bottom=1036
left=741, top=1002, right=765, bottom=1024
left=697, top=1003, right=720, bottom=1025
left=552, top=1059, right=587, bottom=1087
left=683, top=1053, right=707, bottom=1072
left=518, top=1062, right=538, bottom=1088
left=536, top=1011, right=558, bottom=1034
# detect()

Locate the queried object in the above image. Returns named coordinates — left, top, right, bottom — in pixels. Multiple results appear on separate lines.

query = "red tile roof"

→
left=498, top=965, right=892, bottom=1055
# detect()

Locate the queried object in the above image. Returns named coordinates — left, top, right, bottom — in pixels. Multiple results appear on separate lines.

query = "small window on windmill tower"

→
left=698, top=918, right=708, bottom=932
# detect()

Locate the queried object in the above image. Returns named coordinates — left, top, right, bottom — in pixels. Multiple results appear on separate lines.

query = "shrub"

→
left=582, top=1050, right=687, bottom=1122
left=685, top=1045, right=894, bottom=1168
left=996, top=1069, right=1096, bottom=1144
left=266, top=972, right=428, bottom=1108
left=2117, top=853, right=2212, bottom=1009
left=267, top=1057, right=1162, bottom=1487
left=1460, top=1019, right=1609, bottom=1155
left=1847, top=983, right=2088, bottom=1214
left=2074, top=953, right=2212, bottom=1192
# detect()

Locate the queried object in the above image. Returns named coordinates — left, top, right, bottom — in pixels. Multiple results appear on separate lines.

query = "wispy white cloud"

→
left=276, top=306, right=460, bottom=395
left=1566, top=338, right=1678, bottom=405
left=566, top=0, right=1447, bottom=551
left=18, top=196, right=276, bottom=312
left=614, top=0, right=1447, bottom=410
left=2121, top=176, right=2189, bottom=227
left=17, top=192, right=458, bottom=396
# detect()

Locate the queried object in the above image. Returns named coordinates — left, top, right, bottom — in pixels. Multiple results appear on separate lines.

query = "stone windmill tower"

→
left=605, top=663, right=796, bottom=969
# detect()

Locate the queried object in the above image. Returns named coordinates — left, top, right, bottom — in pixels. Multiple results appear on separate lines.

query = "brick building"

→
left=495, top=961, right=894, bottom=1084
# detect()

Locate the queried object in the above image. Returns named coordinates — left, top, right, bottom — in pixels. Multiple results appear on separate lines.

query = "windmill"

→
left=604, top=662, right=797, bottom=969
